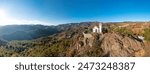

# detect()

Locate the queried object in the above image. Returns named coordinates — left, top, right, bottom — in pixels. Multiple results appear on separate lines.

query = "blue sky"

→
left=0, top=0, right=150, bottom=25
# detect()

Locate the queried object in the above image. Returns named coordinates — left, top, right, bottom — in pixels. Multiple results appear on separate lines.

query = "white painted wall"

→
left=92, top=23, right=102, bottom=33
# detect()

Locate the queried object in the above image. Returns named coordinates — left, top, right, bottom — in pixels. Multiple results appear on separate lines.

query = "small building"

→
left=138, top=36, right=145, bottom=42
left=93, top=23, right=102, bottom=33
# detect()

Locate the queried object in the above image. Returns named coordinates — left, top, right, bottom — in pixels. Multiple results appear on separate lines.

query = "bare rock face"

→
left=100, top=33, right=145, bottom=57
left=71, top=32, right=148, bottom=57
left=143, top=42, right=150, bottom=56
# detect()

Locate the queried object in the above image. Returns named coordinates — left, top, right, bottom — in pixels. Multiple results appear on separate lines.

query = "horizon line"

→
left=0, top=20, right=150, bottom=26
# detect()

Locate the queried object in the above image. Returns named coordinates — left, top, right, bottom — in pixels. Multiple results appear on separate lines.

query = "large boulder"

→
left=100, top=33, right=145, bottom=57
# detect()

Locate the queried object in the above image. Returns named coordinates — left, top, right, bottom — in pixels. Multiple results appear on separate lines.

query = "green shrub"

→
left=41, top=39, right=71, bottom=57
left=114, top=28, right=133, bottom=36
left=144, top=28, right=150, bottom=41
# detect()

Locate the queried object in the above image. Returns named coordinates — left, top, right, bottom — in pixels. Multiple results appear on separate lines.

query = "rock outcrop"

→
left=100, top=33, right=145, bottom=57
left=73, top=32, right=148, bottom=57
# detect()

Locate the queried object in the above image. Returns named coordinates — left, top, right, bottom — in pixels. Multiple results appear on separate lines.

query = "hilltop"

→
left=0, top=22, right=150, bottom=57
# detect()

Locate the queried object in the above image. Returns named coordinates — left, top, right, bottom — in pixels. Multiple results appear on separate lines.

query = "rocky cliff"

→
left=68, top=32, right=149, bottom=57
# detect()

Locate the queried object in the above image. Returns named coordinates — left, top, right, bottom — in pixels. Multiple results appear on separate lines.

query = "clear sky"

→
left=0, top=0, right=150, bottom=25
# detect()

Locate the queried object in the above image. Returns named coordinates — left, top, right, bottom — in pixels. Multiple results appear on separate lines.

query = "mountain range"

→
left=0, top=22, right=150, bottom=57
left=0, top=25, right=62, bottom=41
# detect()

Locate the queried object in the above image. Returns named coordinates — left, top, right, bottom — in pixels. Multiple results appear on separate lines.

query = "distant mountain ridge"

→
left=0, top=22, right=97, bottom=41
left=0, top=22, right=149, bottom=41
left=0, top=25, right=61, bottom=41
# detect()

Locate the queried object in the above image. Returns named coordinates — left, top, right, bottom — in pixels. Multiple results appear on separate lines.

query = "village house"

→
left=92, top=23, right=102, bottom=33
left=82, top=23, right=103, bottom=47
